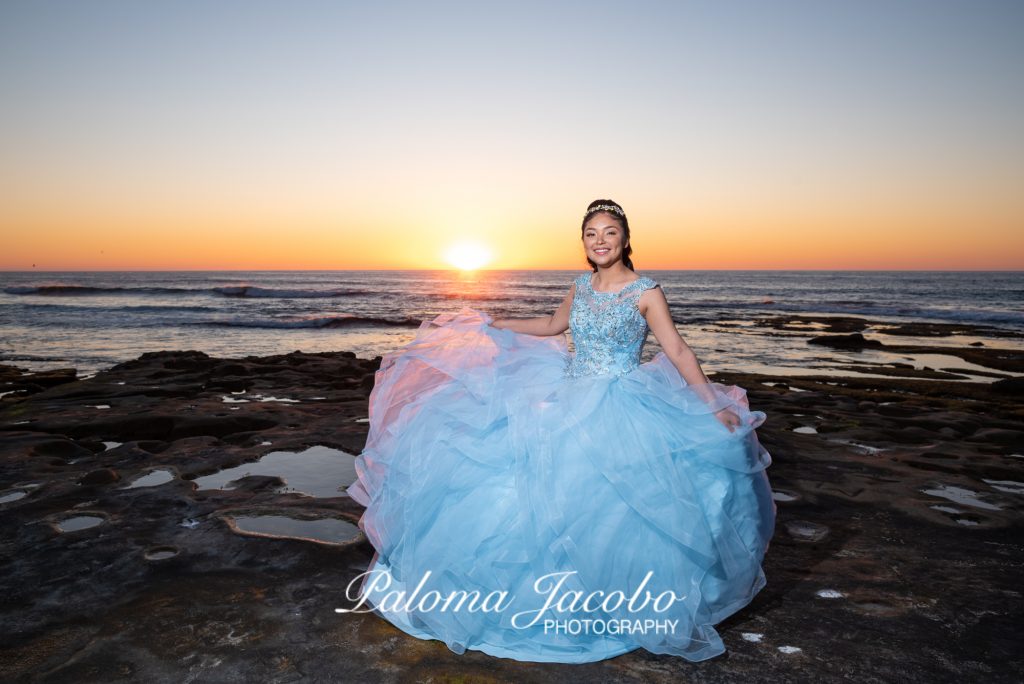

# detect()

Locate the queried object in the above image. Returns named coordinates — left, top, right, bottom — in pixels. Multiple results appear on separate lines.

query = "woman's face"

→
left=582, top=213, right=626, bottom=266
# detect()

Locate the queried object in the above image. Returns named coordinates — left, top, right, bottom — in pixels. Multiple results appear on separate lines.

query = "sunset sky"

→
left=1, top=1, right=1022, bottom=270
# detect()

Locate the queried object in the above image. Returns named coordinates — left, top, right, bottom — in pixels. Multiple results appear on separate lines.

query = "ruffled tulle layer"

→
left=345, top=307, right=775, bottom=662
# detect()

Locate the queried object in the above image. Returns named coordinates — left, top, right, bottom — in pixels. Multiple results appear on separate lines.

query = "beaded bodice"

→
left=564, top=272, right=660, bottom=379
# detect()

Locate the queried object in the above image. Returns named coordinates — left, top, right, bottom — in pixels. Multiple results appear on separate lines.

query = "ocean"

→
left=1, top=270, right=1022, bottom=382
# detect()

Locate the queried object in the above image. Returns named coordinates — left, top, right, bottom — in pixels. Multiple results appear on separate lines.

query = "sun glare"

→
left=443, top=241, right=493, bottom=271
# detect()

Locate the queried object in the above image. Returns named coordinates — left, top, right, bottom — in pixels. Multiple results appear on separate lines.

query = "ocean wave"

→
left=437, top=292, right=556, bottom=304
left=668, top=299, right=1024, bottom=329
left=211, top=286, right=372, bottom=298
left=198, top=314, right=421, bottom=329
left=3, top=285, right=196, bottom=296
left=4, top=284, right=374, bottom=299
left=16, top=302, right=218, bottom=314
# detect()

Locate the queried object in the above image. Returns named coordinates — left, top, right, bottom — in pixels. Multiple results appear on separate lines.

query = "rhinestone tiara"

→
left=585, top=204, right=625, bottom=217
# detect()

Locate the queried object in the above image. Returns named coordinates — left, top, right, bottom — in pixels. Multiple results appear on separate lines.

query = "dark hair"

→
left=580, top=199, right=634, bottom=272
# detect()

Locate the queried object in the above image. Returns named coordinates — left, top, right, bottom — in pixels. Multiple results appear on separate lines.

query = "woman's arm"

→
left=639, top=285, right=742, bottom=430
left=491, top=282, right=575, bottom=337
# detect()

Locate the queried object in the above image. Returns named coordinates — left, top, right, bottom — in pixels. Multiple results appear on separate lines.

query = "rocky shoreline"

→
left=1, top=342, right=1022, bottom=682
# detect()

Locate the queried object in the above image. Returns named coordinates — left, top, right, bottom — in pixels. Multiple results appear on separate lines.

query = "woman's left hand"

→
left=714, top=407, right=742, bottom=432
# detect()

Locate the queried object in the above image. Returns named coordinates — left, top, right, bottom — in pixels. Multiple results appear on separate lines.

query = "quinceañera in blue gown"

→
left=343, top=270, right=775, bottom=663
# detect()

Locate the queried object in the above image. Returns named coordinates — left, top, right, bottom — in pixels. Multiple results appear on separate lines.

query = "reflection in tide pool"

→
left=193, top=445, right=356, bottom=497
left=229, top=514, right=360, bottom=545
left=983, top=479, right=1024, bottom=494
left=144, top=546, right=180, bottom=560
left=57, top=515, right=105, bottom=531
left=922, top=484, right=1002, bottom=511
left=125, top=469, right=175, bottom=488
left=0, top=490, right=28, bottom=504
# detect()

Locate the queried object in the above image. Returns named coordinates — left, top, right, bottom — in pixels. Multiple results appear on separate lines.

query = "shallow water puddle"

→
left=741, top=632, right=763, bottom=643
left=983, top=479, right=1024, bottom=495
left=826, top=438, right=886, bottom=454
left=125, top=469, right=175, bottom=488
left=222, top=393, right=300, bottom=403
left=102, top=441, right=122, bottom=451
left=0, top=490, right=28, bottom=504
left=227, top=514, right=360, bottom=545
left=922, top=484, right=1001, bottom=511
left=253, top=394, right=300, bottom=403
left=785, top=520, right=829, bottom=542
left=194, top=445, right=356, bottom=497
left=144, top=546, right=179, bottom=560
left=792, top=426, right=818, bottom=434
left=892, top=352, right=1008, bottom=380
left=759, top=382, right=809, bottom=393
left=816, top=589, right=844, bottom=599
left=57, top=515, right=105, bottom=531
left=772, top=490, right=799, bottom=502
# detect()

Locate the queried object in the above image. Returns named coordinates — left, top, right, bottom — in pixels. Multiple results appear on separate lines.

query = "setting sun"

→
left=443, top=241, right=494, bottom=271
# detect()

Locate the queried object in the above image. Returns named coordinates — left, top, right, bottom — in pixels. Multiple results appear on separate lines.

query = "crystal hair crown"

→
left=585, top=204, right=625, bottom=217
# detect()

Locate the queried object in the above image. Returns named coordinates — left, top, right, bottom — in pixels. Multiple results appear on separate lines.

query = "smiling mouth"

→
left=594, top=249, right=610, bottom=255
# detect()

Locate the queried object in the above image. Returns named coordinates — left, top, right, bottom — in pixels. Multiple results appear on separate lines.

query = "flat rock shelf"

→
left=1, top=347, right=1022, bottom=682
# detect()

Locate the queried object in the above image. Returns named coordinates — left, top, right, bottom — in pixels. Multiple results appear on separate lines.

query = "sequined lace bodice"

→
left=564, top=272, right=660, bottom=379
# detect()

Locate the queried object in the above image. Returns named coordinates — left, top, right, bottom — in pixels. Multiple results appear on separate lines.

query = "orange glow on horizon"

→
left=2, top=199, right=1022, bottom=271
left=3, top=4, right=1022, bottom=273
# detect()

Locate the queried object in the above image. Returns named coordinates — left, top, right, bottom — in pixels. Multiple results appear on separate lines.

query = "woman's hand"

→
left=714, top=407, right=742, bottom=432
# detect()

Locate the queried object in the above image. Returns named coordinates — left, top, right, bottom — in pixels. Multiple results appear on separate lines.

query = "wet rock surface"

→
left=1, top=348, right=1022, bottom=682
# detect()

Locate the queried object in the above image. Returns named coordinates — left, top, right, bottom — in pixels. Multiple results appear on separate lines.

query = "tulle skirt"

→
left=345, top=307, right=776, bottom=662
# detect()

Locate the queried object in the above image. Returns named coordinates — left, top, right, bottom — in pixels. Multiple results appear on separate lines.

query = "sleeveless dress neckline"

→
left=587, top=271, right=643, bottom=295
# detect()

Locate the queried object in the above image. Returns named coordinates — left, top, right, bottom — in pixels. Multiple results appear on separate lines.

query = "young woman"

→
left=344, top=199, right=775, bottom=663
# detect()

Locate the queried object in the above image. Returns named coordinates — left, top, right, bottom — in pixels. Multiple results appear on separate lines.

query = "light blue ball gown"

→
left=345, top=272, right=776, bottom=663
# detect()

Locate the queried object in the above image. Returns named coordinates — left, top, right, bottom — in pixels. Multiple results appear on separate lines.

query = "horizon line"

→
left=1, top=267, right=1023, bottom=274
